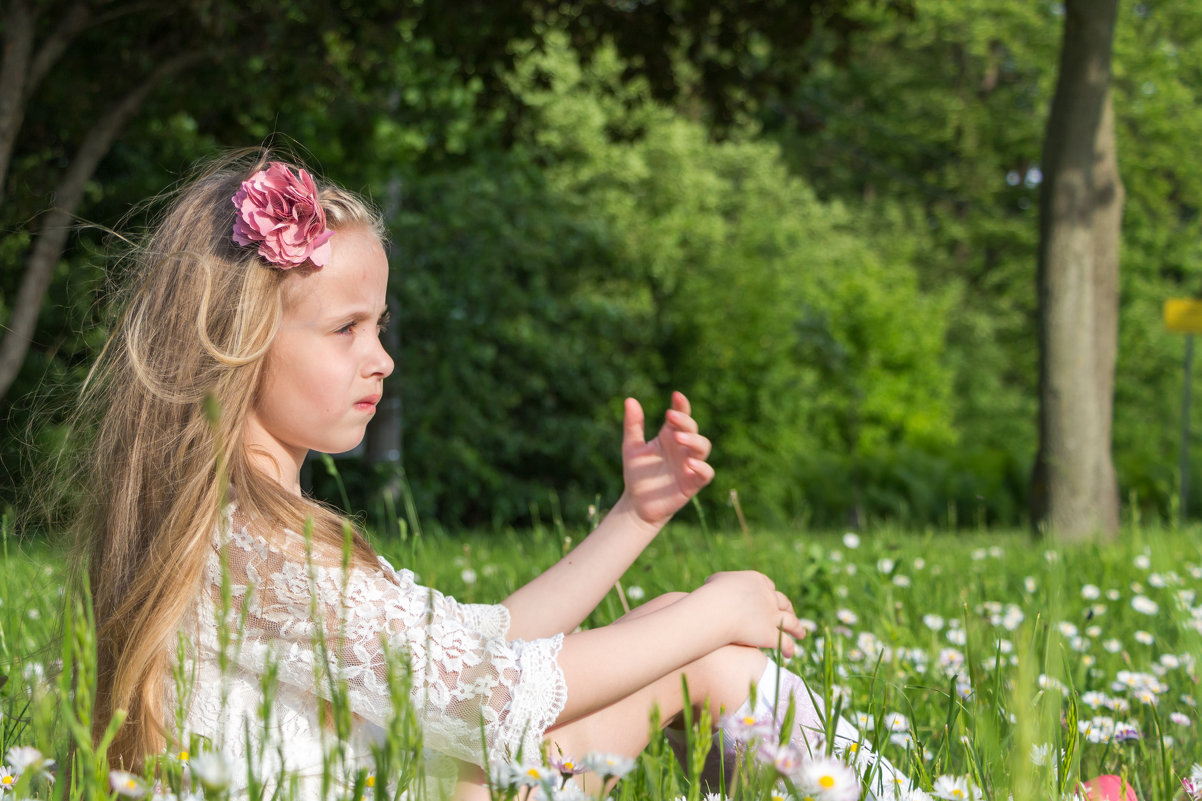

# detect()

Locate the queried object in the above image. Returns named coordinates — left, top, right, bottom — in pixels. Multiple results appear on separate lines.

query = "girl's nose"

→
left=368, top=337, right=394, bottom=378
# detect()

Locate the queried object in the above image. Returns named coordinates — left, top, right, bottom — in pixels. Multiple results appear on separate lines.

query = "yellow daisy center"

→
left=366, top=776, right=376, bottom=788
left=126, top=779, right=138, bottom=789
left=526, top=768, right=541, bottom=778
left=820, top=775, right=835, bottom=789
left=953, top=791, right=965, bottom=799
left=1, top=776, right=13, bottom=786
left=742, top=715, right=757, bottom=725
left=563, top=762, right=575, bottom=771
left=179, top=751, right=189, bottom=763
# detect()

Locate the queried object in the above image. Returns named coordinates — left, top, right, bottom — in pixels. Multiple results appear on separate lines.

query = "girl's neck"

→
left=242, top=425, right=306, bottom=496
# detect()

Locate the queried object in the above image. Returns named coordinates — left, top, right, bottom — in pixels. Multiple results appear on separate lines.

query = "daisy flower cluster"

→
left=488, top=752, right=636, bottom=800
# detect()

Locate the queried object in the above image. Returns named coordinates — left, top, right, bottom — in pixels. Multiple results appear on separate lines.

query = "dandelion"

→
left=878, top=558, right=895, bottom=574
left=923, top=614, right=945, bottom=632
left=842, top=533, right=860, bottom=549
left=796, top=755, right=859, bottom=801
left=1103, top=638, right=1123, bottom=653
left=110, top=770, right=147, bottom=798
left=460, top=568, right=477, bottom=585
left=1134, top=553, right=1151, bottom=569
left=893, top=574, right=911, bottom=587
left=1135, top=630, right=1155, bottom=645
left=1131, top=595, right=1159, bottom=615
left=626, top=585, right=645, bottom=602
left=1024, top=576, right=1036, bottom=593
left=946, top=629, right=966, bottom=646
left=1107, top=588, right=1121, bottom=601
left=1081, top=584, right=1101, bottom=600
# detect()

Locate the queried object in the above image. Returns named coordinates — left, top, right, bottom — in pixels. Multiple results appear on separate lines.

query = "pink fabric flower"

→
left=1078, top=774, right=1140, bottom=801
left=231, top=162, right=334, bottom=268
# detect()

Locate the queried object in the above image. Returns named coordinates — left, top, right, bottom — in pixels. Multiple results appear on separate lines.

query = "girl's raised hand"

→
left=622, top=392, right=715, bottom=528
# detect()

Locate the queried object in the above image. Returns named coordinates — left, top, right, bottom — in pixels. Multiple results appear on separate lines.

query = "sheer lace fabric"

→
left=174, top=510, right=568, bottom=797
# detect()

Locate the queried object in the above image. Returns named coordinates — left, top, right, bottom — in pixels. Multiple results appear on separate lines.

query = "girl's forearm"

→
left=501, top=493, right=659, bottom=640
left=552, top=587, right=730, bottom=723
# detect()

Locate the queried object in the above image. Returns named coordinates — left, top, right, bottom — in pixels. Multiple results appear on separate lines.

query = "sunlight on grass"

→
left=5, top=511, right=1202, bottom=800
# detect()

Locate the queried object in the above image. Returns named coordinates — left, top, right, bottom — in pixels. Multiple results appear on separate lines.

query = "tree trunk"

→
left=0, top=51, right=200, bottom=400
left=0, top=0, right=91, bottom=195
left=1031, top=0, right=1123, bottom=541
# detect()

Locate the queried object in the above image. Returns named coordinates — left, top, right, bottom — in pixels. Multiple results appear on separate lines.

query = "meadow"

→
left=4, top=511, right=1202, bottom=801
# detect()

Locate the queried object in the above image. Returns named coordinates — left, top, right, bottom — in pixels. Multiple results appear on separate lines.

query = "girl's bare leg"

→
left=453, top=594, right=767, bottom=799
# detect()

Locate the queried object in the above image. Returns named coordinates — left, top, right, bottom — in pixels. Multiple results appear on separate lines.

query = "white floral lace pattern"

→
left=174, top=510, right=567, bottom=798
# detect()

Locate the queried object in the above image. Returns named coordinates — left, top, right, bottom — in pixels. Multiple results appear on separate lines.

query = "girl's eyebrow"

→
left=325, top=306, right=390, bottom=324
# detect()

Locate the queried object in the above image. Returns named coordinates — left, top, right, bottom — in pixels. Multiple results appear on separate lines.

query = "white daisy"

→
left=795, top=755, right=859, bottom=801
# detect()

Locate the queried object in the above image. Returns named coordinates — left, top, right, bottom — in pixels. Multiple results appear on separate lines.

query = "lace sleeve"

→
left=211, top=519, right=568, bottom=768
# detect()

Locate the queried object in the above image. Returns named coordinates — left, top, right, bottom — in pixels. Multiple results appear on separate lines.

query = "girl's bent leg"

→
left=543, top=642, right=766, bottom=791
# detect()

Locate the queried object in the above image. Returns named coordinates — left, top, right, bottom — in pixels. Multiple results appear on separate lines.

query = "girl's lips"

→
left=355, top=394, right=381, bottom=411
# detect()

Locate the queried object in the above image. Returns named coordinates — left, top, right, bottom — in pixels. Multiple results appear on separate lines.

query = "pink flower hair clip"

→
left=231, top=161, right=334, bottom=269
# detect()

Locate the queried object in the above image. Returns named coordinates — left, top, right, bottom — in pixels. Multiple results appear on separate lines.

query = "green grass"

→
left=5, top=514, right=1202, bottom=800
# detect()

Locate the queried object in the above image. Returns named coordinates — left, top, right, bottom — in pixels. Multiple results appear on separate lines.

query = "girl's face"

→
left=244, top=226, right=394, bottom=491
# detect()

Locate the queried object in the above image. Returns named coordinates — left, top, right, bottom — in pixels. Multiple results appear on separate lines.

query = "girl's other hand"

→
left=699, top=571, right=806, bottom=658
left=622, top=392, right=715, bottom=528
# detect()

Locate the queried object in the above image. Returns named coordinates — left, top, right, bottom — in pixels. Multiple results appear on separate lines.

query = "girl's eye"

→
left=337, top=322, right=355, bottom=335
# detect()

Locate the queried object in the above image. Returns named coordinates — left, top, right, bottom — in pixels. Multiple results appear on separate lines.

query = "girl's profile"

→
left=71, top=149, right=908, bottom=800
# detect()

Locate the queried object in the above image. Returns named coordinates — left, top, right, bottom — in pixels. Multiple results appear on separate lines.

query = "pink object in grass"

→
left=231, top=162, right=333, bottom=268
left=1078, top=775, right=1140, bottom=801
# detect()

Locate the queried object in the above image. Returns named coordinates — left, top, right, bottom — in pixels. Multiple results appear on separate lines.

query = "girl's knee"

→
left=688, top=645, right=766, bottom=711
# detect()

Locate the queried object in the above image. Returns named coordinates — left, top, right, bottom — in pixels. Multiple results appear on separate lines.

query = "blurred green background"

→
left=2, top=0, right=1200, bottom=532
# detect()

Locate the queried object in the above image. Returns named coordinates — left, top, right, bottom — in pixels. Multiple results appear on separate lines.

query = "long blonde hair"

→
left=70, top=149, right=385, bottom=768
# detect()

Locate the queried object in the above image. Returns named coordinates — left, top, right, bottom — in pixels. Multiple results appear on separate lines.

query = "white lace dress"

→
left=173, top=511, right=568, bottom=799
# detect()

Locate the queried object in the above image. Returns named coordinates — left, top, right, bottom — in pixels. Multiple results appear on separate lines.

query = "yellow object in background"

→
left=1164, top=299, right=1202, bottom=333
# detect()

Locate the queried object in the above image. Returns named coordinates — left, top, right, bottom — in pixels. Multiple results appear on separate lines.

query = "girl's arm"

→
left=501, top=393, right=713, bottom=641
left=553, top=570, right=806, bottom=723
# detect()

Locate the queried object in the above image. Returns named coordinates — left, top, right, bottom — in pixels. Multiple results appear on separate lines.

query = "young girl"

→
left=74, top=151, right=905, bottom=800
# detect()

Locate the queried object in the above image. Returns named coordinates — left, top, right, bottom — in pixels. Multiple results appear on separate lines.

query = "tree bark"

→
left=0, top=0, right=91, bottom=194
left=0, top=51, right=201, bottom=400
left=1031, top=0, right=1123, bottom=541
left=0, top=0, right=35, bottom=193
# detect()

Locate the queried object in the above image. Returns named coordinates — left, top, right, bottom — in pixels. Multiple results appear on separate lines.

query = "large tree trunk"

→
left=1031, top=0, right=1123, bottom=541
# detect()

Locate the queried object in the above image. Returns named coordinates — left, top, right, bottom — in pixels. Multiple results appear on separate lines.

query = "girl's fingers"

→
left=674, top=431, right=712, bottom=458
left=671, top=391, right=691, bottom=416
left=664, top=408, right=700, bottom=434
left=687, top=458, right=715, bottom=486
